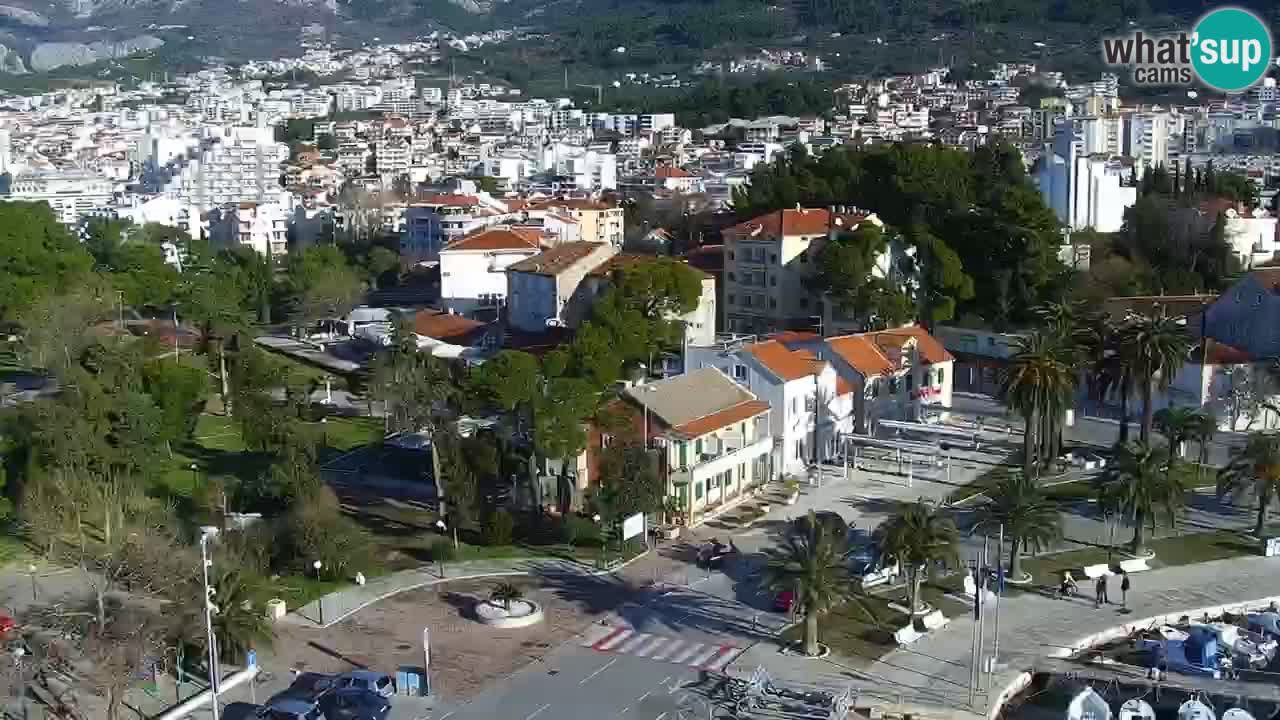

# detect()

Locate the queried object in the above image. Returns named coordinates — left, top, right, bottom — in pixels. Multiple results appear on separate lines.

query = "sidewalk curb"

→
left=294, top=549, right=655, bottom=629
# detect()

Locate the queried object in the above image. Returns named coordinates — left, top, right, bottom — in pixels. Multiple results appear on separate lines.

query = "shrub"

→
left=561, top=514, right=602, bottom=547
left=484, top=509, right=515, bottom=546
left=279, top=487, right=375, bottom=579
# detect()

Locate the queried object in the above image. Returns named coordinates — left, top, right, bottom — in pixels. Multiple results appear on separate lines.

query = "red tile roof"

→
left=744, top=340, right=823, bottom=382
left=725, top=208, right=869, bottom=239
left=835, top=376, right=854, bottom=397
left=827, top=335, right=895, bottom=376
left=1200, top=338, right=1252, bottom=365
left=413, top=310, right=486, bottom=342
left=672, top=400, right=770, bottom=438
left=507, top=242, right=608, bottom=276
left=443, top=226, right=543, bottom=252
left=867, top=326, right=954, bottom=365
left=656, top=165, right=694, bottom=178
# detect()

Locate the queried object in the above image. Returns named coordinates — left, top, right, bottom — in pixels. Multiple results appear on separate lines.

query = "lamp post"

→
left=199, top=529, right=220, bottom=720
left=27, top=564, right=36, bottom=603
left=313, top=560, right=325, bottom=625
left=436, top=519, right=457, bottom=549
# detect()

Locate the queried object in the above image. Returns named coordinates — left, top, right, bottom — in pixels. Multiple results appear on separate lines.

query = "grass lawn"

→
left=1019, top=528, right=1259, bottom=586
left=783, top=583, right=971, bottom=665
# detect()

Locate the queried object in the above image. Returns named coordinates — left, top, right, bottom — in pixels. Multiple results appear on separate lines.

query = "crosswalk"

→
left=580, top=625, right=746, bottom=672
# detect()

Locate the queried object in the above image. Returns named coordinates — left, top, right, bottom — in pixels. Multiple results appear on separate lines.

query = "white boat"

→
left=1067, top=688, right=1113, bottom=720
left=1222, top=709, right=1255, bottom=720
left=1178, top=699, right=1216, bottom=720
left=1119, top=698, right=1156, bottom=720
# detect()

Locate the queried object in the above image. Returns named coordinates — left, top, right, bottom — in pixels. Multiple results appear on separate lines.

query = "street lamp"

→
left=313, top=560, right=325, bottom=625
left=436, top=519, right=457, bottom=549
left=199, top=528, right=221, bottom=720
left=27, top=564, right=36, bottom=603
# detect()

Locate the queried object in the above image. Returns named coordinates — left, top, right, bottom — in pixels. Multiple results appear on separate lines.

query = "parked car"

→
left=773, top=590, right=795, bottom=613
left=256, top=698, right=324, bottom=720
left=331, top=670, right=395, bottom=698
left=320, top=689, right=392, bottom=720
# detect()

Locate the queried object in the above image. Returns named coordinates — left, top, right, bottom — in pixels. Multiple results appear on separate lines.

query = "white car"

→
left=332, top=670, right=395, bottom=699
left=850, top=556, right=899, bottom=588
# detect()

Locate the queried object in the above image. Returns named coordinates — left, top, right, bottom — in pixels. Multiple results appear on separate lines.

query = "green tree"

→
left=760, top=511, right=856, bottom=657
left=1000, top=331, right=1076, bottom=477
left=83, top=218, right=181, bottom=307
left=875, top=501, right=958, bottom=614
left=0, top=202, right=93, bottom=319
left=142, top=359, right=210, bottom=457
left=489, top=581, right=524, bottom=612
left=974, top=472, right=1060, bottom=578
left=815, top=224, right=913, bottom=327
left=1099, top=442, right=1184, bottom=554
left=1120, top=313, right=1191, bottom=444
left=1217, top=432, right=1280, bottom=537
left=206, top=569, right=274, bottom=663
left=533, top=377, right=598, bottom=513
left=285, top=245, right=364, bottom=325
left=594, top=441, right=663, bottom=520
left=1154, top=406, right=1202, bottom=461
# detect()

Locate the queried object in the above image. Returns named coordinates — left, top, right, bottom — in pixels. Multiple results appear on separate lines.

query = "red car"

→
left=773, top=590, right=795, bottom=613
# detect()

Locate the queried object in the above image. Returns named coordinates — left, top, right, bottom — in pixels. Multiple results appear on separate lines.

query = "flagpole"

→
left=990, top=523, right=1004, bottom=690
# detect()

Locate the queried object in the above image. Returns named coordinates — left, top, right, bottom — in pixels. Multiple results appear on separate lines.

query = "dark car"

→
left=319, top=689, right=392, bottom=720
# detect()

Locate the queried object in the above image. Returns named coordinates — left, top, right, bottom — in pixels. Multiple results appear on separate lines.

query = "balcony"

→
left=671, top=435, right=771, bottom=488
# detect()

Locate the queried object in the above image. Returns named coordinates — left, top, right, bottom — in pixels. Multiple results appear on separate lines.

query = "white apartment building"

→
left=7, top=171, right=116, bottom=226
left=207, top=200, right=290, bottom=259
left=1037, top=122, right=1137, bottom=232
left=401, top=193, right=516, bottom=261
left=1125, top=111, right=1172, bottom=171
left=1221, top=207, right=1279, bottom=268
left=439, top=226, right=544, bottom=317
left=506, top=241, right=618, bottom=333
left=161, top=125, right=290, bottom=212
left=539, top=143, right=617, bottom=191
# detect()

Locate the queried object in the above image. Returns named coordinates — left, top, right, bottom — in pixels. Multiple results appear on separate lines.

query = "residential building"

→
left=506, top=241, right=618, bottom=333
left=529, top=199, right=625, bottom=246
left=684, top=336, right=854, bottom=476
left=207, top=201, right=290, bottom=259
left=582, top=254, right=718, bottom=350
left=161, top=125, right=290, bottom=212
left=603, top=368, right=773, bottom=526
left=400, top=193, right=514, bottom=261
left=7, top=171, right=116, bottom=226
left=439, top=226, right=544, bottom=317
left=720, top=207, right=885, bottom=334
left=1037, top=122, right=1136, bottom=232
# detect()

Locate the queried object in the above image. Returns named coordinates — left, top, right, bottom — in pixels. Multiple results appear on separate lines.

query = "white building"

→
left=161, top=125, right=290, bottom=212
left=439, top=226, right=544, bottom=317
left=207, top=200, right=290, bottom=259
left=1221, top=207, right=1279, bottom=268
left=505, top=242, right=618, bottom=333
left=1037, top=122, right=1136, bottom=232
left=7, top=171, right=116, bottom=226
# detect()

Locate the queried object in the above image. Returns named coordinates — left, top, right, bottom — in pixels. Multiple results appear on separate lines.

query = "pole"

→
left=199, top=535, right=220, bottom=720
left=991, top=524, right=1003, bottom=689
left=978, top=536, right=987, bottom=689
left=968, top=558, right=977, bottom=708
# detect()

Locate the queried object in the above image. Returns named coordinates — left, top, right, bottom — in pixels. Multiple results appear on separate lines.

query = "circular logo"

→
left=1190, top=7, right=1273, bottom=92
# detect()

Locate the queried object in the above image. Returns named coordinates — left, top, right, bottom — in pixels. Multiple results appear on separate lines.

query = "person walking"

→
left=1120, top=571, right=1131, bottom=611
left=1094, top=574, right=1109, bottom=608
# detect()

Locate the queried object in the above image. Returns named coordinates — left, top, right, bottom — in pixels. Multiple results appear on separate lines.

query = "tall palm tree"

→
left=1191, top=410, right=1218, bottom=483
left=875, top=501, right=958, bottom=615
left=1120, top=313, right=1192, bottom=444
left=1099, top=442, right=1184, bottom=555
left=974, top=471, right=1062, bottom=578
left=1001, top=331, right=1077, bottom=478
left=760, top=511, right=854, bottom=657
left=1079, top=311, right=1128, bottom=441
left=190, top=569, right=275, bottom=664
left=1155, top=406, right=1201, bottom=460
left=1217, top=432, right=1280, bottom=537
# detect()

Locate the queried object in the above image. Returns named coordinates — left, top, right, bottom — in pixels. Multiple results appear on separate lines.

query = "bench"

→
left=1082, top=564, right=1113, bottom=580
left=1118, top=558, right=1150, bottom=573
left=921, top=610, right=950, bottom=632
left=894, top=625, right=923, bottom=646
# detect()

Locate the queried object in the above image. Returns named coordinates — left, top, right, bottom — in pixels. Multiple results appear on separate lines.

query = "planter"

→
left=662, top=525, right=681, bottom=540
left=475, top=599, right=545, bottom=629
left=785, top=492, right=799, bottom=505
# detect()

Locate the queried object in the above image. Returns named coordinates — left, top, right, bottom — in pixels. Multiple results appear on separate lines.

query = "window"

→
left=890, top=377, right=900, bottom=395
left=770, top=275, right=777, bottom=287
left=769, top=253, right=778, bottom=264
left=727, top=294, right=735, bottom=305
left=769, top=298, right=777, bottom=309
left=728, top=272, right=736, bottom=281
left=936, top=366, right=945, bottom=385
left=695, top=438, right=703, bottom=456
left=805, top=395, right=815, bottom=412
left=733, top=364, right=748, bottom=380
left=791, top=397, right=798, bottom=414
left=694, top=481, right=703, bottom=499
left=678, top=442, right=688, bottom=467
left=907, top=374, right=914, bottom=392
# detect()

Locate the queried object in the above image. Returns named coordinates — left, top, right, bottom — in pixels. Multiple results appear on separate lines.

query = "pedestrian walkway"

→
left=580, top=624, right=746, bottom=671
left=733, top=555, right=1280, bottom=716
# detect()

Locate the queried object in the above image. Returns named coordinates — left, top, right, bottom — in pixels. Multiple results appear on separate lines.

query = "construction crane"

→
left=576, top=84, right=603, bottom=105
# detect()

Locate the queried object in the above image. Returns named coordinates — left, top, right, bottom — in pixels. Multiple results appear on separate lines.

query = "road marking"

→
left=654, top=714, right=668, bottom=720
left=617, top=708, right=630, bottom=716
left=702, top=645, right=740, bottom=672
left=659, top=676, right=671, bottom=685
left=438, top=714, right=455, bottom=720
left=688, top=645, right=721, bottom=667
left=670, top=643, right=704, bottom=664
left=649, top=639, right=683, bottom=661
left=597, top=628, right=635, bottom=651
left=580, top=658, right=619, bottom=685
left=633, top=637, right=667, bottom=658
left=618, top=633, right=652, bottom=653
left=637, top=691, right=651, bottom=702
left=526, top=704, right=551, bottom=720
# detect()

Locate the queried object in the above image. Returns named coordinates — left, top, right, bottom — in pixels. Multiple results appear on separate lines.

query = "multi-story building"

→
left=161, top=125, right=290, bottom=212
left=528, top=199, right=624, bottom=246
left=439, top=226, right=544, bottom=318
left=1037, top=122, right=1137, bottom=232
left=582, top=254, right=718, bottom=349
left=207, top=200, right=290, bottom=259
left=720, top=207, right=885, bottom=334
left=7, top=171, right=116, bottom=226
left=505, top=241, right=618, bottom=333
left=400, top=193, right=515, bottom=261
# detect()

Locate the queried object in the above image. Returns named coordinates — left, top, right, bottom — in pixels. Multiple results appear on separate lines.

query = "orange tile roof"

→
left=827, top=335, right=895, bottom=376
left=772, top=330, right=820, bottom=343
left=413, top=310, right=486, bottom=342
left=656, top=165, right=694, bottom=178
left=443, top=226, right=543, bottom=252
left=725, top=208, right=868, bottom=239
left=866, top=326, right=953, bottom=365
left=835, top=376, right=854, bottom=397
left=672, top=400, right=770, bottom=438
left=1199, top=338, right=1252, bottom=365
left=507, top=242, right=607, bottom=276
left=744, top=340, right=822, bottom=382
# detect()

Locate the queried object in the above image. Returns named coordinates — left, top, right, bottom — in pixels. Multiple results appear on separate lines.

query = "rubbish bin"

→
left=265, top=598, right=287, bottom=621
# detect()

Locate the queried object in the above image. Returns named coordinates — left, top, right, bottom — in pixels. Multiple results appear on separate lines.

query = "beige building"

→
left=530, top=199, right=625, bottom=246
left=721, top=206, right=883, bottom=334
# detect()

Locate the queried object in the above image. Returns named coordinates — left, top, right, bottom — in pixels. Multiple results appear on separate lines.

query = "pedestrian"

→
left=1120, top=570, right=1131, bottom=610
left=1094, top=574, right=1109, bottom=608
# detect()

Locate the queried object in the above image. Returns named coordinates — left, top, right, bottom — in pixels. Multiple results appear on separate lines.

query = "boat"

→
left=1192, top=622, right=1278, bottom=668
left=1119, top=698, right=1156, bottom=720
left=1222, top=709, right=1255, bottom=720
left=1067, top=687, right=1113, bottom=720
left=1178, top=699, right=1216, bottom=720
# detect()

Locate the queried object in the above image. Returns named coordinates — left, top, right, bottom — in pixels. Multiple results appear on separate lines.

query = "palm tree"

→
left=759, top=511, right=854, bottom=657
left=1191, top=411, right=1218, bottom=483
left=490, top=582, right=524, bottom=612
left=1217, top=432, right=1280, bottom=537
left=974, top=471, right=1062, bottom=579
left=202, top=570, right=274, bottom=664
left=875, top=501, right=959, bottom=615
left=1155, top=406, right=1201, bottom=461
left=1120, top=313, right=1192, bottom=444
left=1080, top=312, right=1130, bottom=442
left=1099, top=442, right=1184, bottom=555
left=1000, top=331, right=1077, bottom=478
